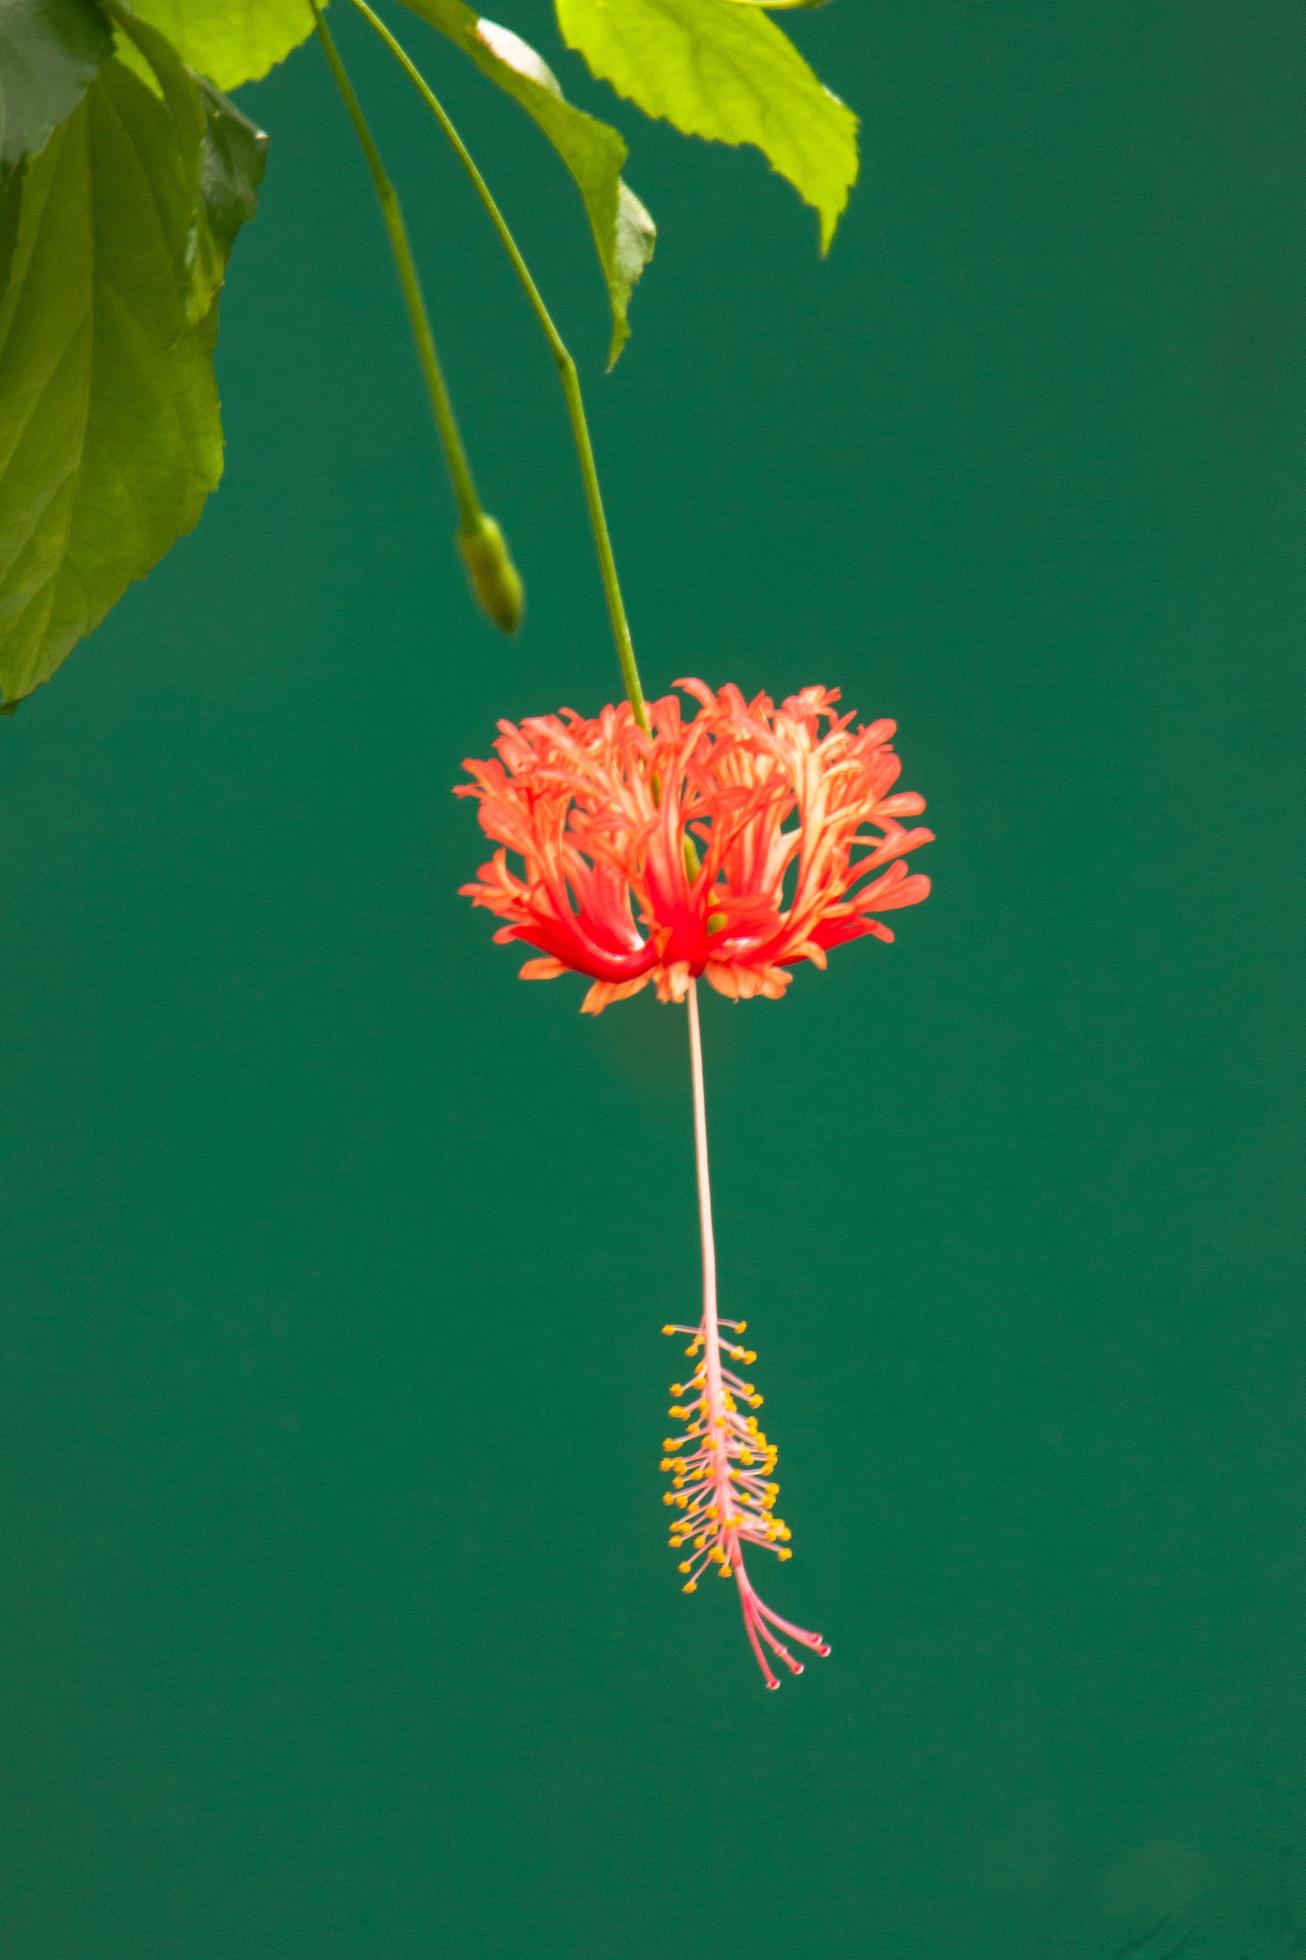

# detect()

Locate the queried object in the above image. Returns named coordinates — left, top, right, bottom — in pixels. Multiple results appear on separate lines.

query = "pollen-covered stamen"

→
left=660, top=980, right=830, bottom=1687
left=660, top=1368, right=784, bottom=1548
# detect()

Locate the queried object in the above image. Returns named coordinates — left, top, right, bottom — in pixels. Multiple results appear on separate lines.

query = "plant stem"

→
left=310, top=1, right=482, bottom=533
left=346, top=0, right=650, bottom=731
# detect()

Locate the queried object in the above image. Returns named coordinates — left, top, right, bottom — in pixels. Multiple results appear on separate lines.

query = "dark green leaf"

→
left=197, top=79, right=268, bottom=271
left=0, top=160, right=23, bottom=295
left=0, top=58, right=225, bottom=707
left=122, top=0, right=317, bottom=90
left=554, top=0, right=857, bottom=251
left=397, top=0, right=654, bottom=365
left=110, top=5, right=267, bottom=317
left=0, top=0, right=113, bottom=177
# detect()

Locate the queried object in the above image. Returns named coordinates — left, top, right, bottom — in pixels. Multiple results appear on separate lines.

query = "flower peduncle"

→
left=661, top=981, right=830, bottom=1688
left=345, top=0, right=648, bottom=724
left=310, top=2, right=523, bottom=633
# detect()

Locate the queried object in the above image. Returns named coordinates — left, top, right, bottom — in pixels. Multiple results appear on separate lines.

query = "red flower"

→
left=458, top=680, right=936, bottom=1683
left=457, top=678, right=933, bottom=1011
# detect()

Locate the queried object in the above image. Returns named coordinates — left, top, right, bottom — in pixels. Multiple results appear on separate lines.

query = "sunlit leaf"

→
left=554, top=0, right=857, bottom=250
left=397, top=0, right=654, bottom=364
left=123, top=0, right=318, bottom=90
left=0, top=0, right=112, bottom=178
left=0, top=59, right=229, bottom=706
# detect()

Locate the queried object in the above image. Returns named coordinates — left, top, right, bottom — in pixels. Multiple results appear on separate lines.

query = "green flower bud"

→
left=457, top=515, right=524, bottom=635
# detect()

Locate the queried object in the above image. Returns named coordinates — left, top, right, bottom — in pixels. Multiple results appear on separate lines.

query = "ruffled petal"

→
left=580, top=975, right=652, bottom=1015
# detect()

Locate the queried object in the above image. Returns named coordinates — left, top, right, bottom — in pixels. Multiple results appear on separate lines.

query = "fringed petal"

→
left=457, top=680, right=932, bottom=1008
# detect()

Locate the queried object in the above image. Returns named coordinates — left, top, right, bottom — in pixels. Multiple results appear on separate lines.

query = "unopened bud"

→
left=457, top=515, right=523, bottom=634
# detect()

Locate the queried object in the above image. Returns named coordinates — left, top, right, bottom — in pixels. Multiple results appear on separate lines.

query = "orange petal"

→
left=580, top=976, right=651, bottom=1015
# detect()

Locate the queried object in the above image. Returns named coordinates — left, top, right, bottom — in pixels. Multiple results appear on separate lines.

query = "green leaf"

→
left=396, top=0, right=654, bottom=365
left=0, top=0, right=113, bottom=178
left=197, top=80, right=268, bottom=272
left=0, top=58, right=226, bottom=707
left=0, top=161, right=23, bottom=295
left=554, top=0, right=857, bottom=251
left=121, top=0, right=317, bottom=90
left=110, top=5, right=267, bottom=319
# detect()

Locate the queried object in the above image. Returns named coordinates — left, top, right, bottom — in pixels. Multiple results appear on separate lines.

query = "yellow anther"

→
left=777, top=1548, right=792, bottom=1561
left=675, top=1495, right=688, bottom=1509
left=668, top=1406, right=689, bottom=1421
left=743, top=1350, right=757, bottom=1366
left=678, top=1560, right=692, bottom=1574
left=683, top=1581, right=697, bottom=1593
left=750, top=1395, right=764, bottom=1408
left=740, top=1451, right=754, bottom=1466
left=669, top=1383, right=684, bottom=1396
left=706, top=1503, right=718, bottom=1520
left=663, top=1492, right=675, bottom=1506
left=661, top=1325, right=677, bottom=1337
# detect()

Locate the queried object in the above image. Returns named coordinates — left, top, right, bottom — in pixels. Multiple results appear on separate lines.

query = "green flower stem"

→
left=310, top=2, right=481, bottom=536
left=347, top=0, right=650, bottom=732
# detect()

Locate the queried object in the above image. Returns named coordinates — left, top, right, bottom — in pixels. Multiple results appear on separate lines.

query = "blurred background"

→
left=3, top=0, right=1305, bottom=1953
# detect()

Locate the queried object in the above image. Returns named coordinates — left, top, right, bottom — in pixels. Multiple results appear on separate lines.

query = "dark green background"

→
left=4, top=1, right=1304, bottom=1953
